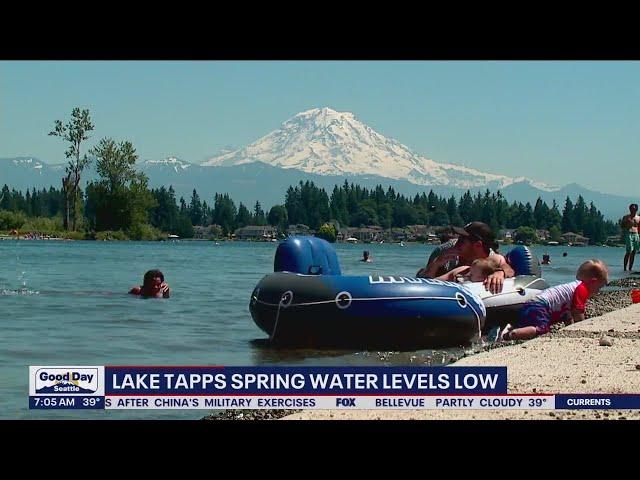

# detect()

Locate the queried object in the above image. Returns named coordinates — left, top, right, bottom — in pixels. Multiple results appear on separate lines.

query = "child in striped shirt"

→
left=500, top=259, right=608, bottom=341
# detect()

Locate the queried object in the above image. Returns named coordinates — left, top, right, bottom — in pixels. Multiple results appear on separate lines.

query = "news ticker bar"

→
left=28, top=395, right=640, bottom=410
left=28, top=366, right=640, bottom=411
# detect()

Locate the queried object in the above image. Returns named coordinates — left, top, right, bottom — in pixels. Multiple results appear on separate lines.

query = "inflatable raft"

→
left=249, top=236, right=547, bottom=348
left=461, top=276, right=548, bottom=330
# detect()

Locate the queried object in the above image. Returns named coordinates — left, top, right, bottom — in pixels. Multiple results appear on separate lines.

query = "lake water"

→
left=0, top=240, right=627, bottom=419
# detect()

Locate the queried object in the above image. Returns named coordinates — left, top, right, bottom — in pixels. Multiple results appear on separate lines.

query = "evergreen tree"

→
left=533, top=197, right=547, bottom=229
left=548, top=199, right=562, bottom=229
left=253, top=201, right=266, bottom=226
left=0, top=185, right=10, bottom=210
left=561, top=197, right=576, bottom=233
left=24, top=190, right=32, bottom=217
left=268, top=205, right=288, bottom=231
left=189, top=189, right=204, bottom=226
left=351, top=199, right=379, bottom=226
left=447, top=196, right=464, bottom=226
left=211, top=193, right=237, bottom=236
left=458, top=191, right=473, bottom=224
left=236, top=202, right=252, bottom=228
left=573, top=195, right=588, bottom=233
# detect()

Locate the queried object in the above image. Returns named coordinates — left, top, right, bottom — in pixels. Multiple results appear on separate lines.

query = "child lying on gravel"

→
left=500, top=259, right=609, bottom=341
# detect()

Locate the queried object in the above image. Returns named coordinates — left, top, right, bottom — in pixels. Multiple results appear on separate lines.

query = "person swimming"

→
left=129, top=269, right=170, bottom=298
left=542, top=253, right=551, bottom=265
left=563, top=252, right=568, bottom=257
left=361, top=251, right=372, bottom=263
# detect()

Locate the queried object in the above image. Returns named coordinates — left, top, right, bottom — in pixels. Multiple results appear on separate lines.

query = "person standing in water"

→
left=621, top=203, right=640, bottom=271
left=129, top=269, right=171, bottom=298
left=361, top=251, right=372, bottom=263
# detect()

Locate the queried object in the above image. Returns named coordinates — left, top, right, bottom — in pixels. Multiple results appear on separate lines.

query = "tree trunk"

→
left=72, top=169, right=81, bottom=231
left=62, top=177, right=70, bottom=230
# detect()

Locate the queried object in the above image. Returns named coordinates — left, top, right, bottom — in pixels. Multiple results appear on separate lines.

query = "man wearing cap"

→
left=417, top=222, right=515, bottom=294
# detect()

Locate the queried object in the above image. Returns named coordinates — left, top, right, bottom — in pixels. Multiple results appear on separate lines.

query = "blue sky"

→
left=1, top=61, right=638, bottom=194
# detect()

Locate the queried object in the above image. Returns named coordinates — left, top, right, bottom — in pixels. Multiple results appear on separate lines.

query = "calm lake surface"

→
left=0, top=240, right=627, bottom=419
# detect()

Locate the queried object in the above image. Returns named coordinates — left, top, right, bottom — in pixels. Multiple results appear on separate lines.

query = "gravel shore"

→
left=285, top=302, right=640, bottom=420
left=204, top=283, right=639, bottom=421
left=203, top=409, right=299, bottom=421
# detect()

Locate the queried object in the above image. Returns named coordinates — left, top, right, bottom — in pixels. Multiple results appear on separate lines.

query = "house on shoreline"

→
left=560, top=232, right=590, bottom=246
left=234, top=225, right=277, bottom=241
left=286, top=224, right=314, bottom=237
left=193, top=224, right=223, bottom=239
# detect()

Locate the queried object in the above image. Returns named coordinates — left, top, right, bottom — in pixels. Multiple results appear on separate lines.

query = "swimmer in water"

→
left=542, top=253, right=551, bottom=265
left=563, top=252, right=568, bottom=257
left=129, top=269, right=170, bottom=298
left=361, top=250, right=372, bottom=263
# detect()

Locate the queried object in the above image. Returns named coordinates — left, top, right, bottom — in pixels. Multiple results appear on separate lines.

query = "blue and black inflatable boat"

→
left=250, top=236, right=491, bottom=348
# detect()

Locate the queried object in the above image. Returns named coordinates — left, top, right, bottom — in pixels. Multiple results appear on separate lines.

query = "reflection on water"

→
left=0, top=240, right=628, bottom=419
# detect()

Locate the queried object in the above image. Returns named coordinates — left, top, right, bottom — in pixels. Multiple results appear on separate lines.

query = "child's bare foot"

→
left=499, top=324, right=513, bottom=341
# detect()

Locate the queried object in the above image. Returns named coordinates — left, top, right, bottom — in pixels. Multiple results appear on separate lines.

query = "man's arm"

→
left=436, top=265, right=470, bottom=282
left=161, top=282, right=170, bottom=298
left=129, top=286, right=141, bottom=295
left=495, top=253, right=515, bottom=278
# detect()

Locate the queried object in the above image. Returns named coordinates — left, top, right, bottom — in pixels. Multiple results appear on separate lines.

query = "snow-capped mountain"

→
left=8, top=157, right=46, bottom=174
left=203, top=107, right=556, bottom=192
left=140, top=157, right=193, bottom=174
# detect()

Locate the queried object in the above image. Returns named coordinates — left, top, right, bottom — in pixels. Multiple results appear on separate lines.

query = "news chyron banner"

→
left=28, top=366, right=640, bottom=411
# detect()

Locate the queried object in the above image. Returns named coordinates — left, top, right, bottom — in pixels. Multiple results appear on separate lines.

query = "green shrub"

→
left=22, top=216, right=64, bottom=232
left=63, top=231, right=89, bottom=240
left=96, top=230, right=129, bottom=241
left=0, top=210, right=27, bottom=230
left=316, top=223, right=337, bottom=243
left=127, top=223, right=163, bottom=241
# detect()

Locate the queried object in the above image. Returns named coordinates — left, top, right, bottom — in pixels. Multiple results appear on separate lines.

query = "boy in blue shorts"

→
left=500, top=259, right=608, bottom=341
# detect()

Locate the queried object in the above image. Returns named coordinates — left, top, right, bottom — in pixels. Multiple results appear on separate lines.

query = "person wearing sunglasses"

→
left=418, top=222, right=514, bottom=294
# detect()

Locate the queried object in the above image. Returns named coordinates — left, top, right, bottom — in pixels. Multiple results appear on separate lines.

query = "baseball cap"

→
left=451, top=222, right=496, bottom=246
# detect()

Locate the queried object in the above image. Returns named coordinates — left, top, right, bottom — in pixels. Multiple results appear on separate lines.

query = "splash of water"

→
left=1, top=288, right=40, bottom=296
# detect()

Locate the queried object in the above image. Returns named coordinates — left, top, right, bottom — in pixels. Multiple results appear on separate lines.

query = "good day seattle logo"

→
left=35, top=367, right=99, bottom=394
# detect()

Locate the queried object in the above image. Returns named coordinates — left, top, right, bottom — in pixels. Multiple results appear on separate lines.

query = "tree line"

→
left=1, top=178, right=620, bottom=244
